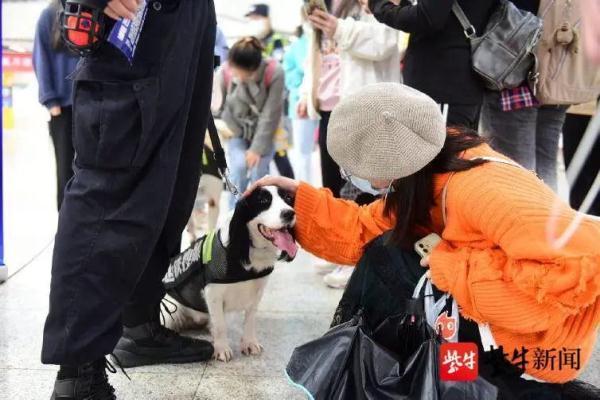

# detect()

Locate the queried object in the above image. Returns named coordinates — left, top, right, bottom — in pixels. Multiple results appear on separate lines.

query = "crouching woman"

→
left=249, top=83, right=600, bottom=397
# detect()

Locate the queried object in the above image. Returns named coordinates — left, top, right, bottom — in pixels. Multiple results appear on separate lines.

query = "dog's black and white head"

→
left=224, top=186, right=298, bottom=271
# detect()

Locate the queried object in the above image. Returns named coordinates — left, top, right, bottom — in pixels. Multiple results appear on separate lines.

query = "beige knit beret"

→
left=327, top=83, right=447, bottom=181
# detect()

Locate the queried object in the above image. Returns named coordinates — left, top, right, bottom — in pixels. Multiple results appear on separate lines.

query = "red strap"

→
left=263, top=59, right=278, bottom=89
left=222, top=62, right=233, bottom=92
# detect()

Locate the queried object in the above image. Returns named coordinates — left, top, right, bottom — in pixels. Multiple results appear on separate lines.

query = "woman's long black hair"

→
left=383, top=127, right=488, bottom=248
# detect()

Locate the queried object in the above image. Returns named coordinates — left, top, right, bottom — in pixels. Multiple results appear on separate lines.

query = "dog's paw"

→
left=213, top=342, right=233, bottom=362
left=240, top=338, right=263, bottom=356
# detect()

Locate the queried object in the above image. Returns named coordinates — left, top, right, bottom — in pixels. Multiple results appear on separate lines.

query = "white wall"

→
left=2, top=1, right=48, bottom=50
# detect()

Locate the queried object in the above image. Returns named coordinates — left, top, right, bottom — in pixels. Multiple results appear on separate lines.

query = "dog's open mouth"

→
left=258, top=224, right=298, bottom=258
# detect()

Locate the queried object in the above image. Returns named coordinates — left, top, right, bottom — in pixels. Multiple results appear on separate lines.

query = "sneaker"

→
left=323, top=266, right=355, bottom=289
left=51, top=358, right=116, bottom=400
left=111, top=321, right=213, bottom=368
left=313, top=258, right=337, bottom=275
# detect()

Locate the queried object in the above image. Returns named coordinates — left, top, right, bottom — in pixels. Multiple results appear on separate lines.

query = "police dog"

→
left=163, top=186, right=298, bottom=362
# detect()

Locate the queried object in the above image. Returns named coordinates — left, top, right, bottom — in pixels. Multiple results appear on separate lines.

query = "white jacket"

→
left=335, top=13, right=403, bottom=95
left=301, top=13, right=403, bottom=120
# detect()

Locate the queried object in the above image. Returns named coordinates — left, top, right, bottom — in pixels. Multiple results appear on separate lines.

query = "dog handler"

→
left=42, top=0, right=216, bottom=398
left=250, top=83, right=600, bottom=394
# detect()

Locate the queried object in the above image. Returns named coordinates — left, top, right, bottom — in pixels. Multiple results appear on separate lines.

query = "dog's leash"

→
left=207, top=116, right=242, bottom=199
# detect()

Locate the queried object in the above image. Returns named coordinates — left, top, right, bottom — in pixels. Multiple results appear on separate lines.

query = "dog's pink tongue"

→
left=272, top=230, right=298, bottom=258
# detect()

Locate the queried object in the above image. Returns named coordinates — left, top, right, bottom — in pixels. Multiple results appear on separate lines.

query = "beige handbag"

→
left=536, top=0, right=600, bottom=105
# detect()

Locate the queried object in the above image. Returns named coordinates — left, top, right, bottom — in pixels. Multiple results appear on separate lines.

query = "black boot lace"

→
left=159, top=298, right=179, bottom=326
left=78, top=357, right=122, bottom=400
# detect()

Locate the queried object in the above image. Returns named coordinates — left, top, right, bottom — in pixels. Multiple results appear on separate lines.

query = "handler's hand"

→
left=244, top=175, right=300, bottom=197
left=308, top=9, right=338, bottom=38
left=419, top=256, right=430, bottom=268
left=105, top=0, right=142, bottom=20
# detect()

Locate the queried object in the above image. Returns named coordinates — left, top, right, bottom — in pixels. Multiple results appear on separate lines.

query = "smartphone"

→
left=414, top=233, right=442, bottom=258
left=304, top=0, right=328, bottom=14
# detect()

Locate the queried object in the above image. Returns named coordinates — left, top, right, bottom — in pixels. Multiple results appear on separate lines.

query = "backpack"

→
left=221, top=58, right=278, bottom=93
left=452, top=0, right=543, bottom=91
left=535, top=0, right=600, bottom=105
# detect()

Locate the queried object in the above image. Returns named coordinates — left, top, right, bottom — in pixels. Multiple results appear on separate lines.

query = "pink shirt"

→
left=317, top=52, right=341, bottom=112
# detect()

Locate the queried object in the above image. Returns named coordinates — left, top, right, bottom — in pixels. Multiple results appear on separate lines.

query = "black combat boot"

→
left=51, top=358, right=117, bottom=400
left=111, top=321, right=213, bottom=367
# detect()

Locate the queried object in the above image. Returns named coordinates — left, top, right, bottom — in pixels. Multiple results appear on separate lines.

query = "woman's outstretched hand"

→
left=243, top=175, right=301, bottom=197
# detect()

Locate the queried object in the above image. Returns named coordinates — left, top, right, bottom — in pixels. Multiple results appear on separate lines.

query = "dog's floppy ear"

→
left=227, top=198, right=252, bottom=267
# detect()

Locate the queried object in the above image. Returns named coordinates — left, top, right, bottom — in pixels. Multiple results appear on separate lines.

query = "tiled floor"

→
left=2, top=77, right=59, bottom=280
left=0, top=243, right=343, bottom=400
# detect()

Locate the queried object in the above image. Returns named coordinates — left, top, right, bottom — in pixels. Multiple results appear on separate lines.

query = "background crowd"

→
left=33, top=0, right=599, bottom=294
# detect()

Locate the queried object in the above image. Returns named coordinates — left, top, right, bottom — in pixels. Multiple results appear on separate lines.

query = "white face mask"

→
left=246, top=19, right=270, bottom=40
left=341, top=169, right=394, bottom=197
left=349, top=176, right=394, bottom=196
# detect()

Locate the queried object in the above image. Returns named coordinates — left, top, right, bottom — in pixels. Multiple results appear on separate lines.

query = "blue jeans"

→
left=227, top=137, right=273, bottom=209
left=290, top=118, right=318, bottom=184
left=480, top=90, right=568, bottom=191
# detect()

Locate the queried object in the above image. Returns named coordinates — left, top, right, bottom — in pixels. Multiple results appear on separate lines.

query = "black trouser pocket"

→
left=73, top=77, right=159, bottom=169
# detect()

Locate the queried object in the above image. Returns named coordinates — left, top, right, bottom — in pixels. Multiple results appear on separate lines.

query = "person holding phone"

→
left=248, top=82, right=600, bottom=396
left=298, top=0, right=402, bottom=200
left=299, top=0, right=402, bottom=288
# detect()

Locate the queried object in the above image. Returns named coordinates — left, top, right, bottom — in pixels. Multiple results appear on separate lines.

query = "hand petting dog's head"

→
left=227, top=186, right=298, bottom=268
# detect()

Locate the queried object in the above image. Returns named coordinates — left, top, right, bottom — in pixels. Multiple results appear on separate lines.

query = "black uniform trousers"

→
left=49, top=106, right=75, bottom=210
left=42, top=0, right=216, bottom=365
left=273, top=152, right=295, bottom=179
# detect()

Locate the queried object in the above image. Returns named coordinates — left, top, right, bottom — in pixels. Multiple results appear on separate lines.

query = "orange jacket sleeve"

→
left=294, top=182, right=395, bottom=266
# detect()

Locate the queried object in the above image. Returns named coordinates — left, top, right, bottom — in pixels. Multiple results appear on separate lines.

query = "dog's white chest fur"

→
left=204, top=277, right=268, bottom=313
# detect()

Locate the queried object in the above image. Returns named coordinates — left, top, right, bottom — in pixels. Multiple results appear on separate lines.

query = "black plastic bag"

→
left=286, top=311, right=441, bottom=400
left=286, top=307, right=499, bottom=400
left=372, top=299, right=430, bottom=362
left=286, top=254, right=499, bottom=400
